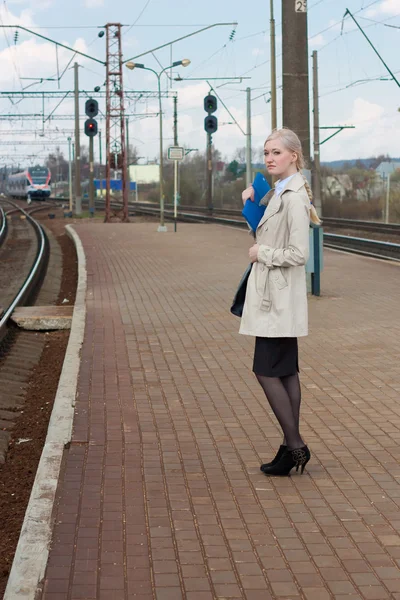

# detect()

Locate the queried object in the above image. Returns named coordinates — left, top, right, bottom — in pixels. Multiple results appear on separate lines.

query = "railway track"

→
left=145, top=203, right=400, bottom=236
left=0, top=199, right=50, bottom=345
left=51, top=196, right=400, bottom=261
left=127, top=203, right=400, bottom=262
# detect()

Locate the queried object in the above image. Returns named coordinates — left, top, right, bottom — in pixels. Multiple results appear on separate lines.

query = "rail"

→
left=0, top=204, right=7, bottom=246
left=323, top=233, right=400, bottom=261
left=0, top=200, right=49, bottom=343
left=130, top=204, right=400, bottom=262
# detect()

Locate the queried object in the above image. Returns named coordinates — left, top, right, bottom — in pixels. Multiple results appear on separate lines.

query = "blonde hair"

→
left=265, top=127, right=321, bottom=225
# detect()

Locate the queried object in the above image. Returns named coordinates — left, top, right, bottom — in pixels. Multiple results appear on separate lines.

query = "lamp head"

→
left=173, top=59, right=191, bottom=68
left=126, top=61, right=145, bottom=70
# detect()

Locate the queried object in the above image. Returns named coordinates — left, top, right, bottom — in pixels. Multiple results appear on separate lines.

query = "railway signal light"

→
left=85, top=98, right=99, bottom=118
left=204, top=94, right=217, bottom=114
left=85, top=118, right=98, bottom=137
left=85, top=98, right=98, bottom=137
left=204, top=115, right=218, bottom=134
left=204, top=94, right=218, bottom=134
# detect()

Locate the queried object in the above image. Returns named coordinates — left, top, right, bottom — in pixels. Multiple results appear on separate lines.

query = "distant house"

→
left=376, top=161, right=400, bottom=179
left=322, top=174, right=352, bottom=203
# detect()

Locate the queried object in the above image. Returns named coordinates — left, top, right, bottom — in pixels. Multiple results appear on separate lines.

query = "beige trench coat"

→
left=239, top=172, right=310, bottom=338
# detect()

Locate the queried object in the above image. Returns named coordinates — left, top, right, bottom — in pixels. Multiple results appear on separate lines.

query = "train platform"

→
left=12, top=221, right=400, bottom=599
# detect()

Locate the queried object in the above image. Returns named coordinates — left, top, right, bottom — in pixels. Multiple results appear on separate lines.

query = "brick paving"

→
left=40, top=222, right=400, bottom=600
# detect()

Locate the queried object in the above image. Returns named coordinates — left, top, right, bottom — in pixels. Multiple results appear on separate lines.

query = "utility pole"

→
left=312, top=50, right=322, bottom=217
left=126, top=117, right=130, bottom=201
left=173, top=95, right=179, bottom=224
left=282, top=0, right=310, bottom=162
left=270, top=0, right=277, bottom=131
left=173, top=95, right=178, bottom=145
left=68, top=136, right=72, bottom=214
left=74, top=62, right=82, bottom=215
left=385, top=172, right=391, bottom=224
left=246, top=87, right=252, bottom=187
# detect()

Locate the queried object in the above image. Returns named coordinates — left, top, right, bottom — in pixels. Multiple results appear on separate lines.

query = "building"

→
left=322, top=174, right=352, bottom=203
left=129, top=164, right=160, bottom=185
left=376, top=161, right=400, bottom=180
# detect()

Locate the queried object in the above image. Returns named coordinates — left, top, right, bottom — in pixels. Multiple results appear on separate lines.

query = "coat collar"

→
left=257, top=171, right=306, bottom=230
left=276, top=171, right=305, bottom=196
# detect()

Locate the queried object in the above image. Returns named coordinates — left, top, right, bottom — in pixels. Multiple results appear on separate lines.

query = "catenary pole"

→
left=312, top=50, right=322, bottom=217
left=246, top=87, right=252, bottom=187
left=282, top=0, right=311, bottom=162
left=270, top=0, right=277, bottom=131
left=74, top=62, right=81, bottom=215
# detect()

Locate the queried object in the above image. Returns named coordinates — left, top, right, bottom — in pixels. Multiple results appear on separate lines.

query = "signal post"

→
left=204, top=94, right=218, bottom=215
left=84, top=98, right=99, bottom=216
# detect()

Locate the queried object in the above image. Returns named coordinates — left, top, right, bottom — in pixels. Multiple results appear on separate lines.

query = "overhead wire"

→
left=124, top=0, right=153, bottom=36
left=0, top=1, right=23, bottom=90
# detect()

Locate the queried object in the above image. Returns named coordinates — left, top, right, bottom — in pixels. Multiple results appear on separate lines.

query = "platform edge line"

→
left=4, top=224, right=87, bottom=600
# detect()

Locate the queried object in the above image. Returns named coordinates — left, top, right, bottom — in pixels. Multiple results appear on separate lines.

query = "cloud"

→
left=6, top=0, right=52, bottom=7
left=0, top=4, right=35, bottom=27
left=177, top=82, right=210, bottom=109
left=309, top=34, right=325, bottom=48
left=366, top=0, right=400, bottom=17
left=322, top=97, right=400, bottom=161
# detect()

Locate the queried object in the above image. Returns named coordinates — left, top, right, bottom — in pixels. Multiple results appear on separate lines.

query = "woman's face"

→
left=264, top=138, right=297, bottom=178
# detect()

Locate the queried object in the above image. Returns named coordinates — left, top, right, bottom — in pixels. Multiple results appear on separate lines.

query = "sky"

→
left=0, top=0, right=399, bottom=169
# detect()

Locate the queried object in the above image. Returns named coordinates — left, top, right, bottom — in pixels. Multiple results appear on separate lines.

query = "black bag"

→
left=230, top=264, right=252, bottom=317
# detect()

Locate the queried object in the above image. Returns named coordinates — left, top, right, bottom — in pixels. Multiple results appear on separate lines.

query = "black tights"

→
left=255, top=372, right=304, bottom=450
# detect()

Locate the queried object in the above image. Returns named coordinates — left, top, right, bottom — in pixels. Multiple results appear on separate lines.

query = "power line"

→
left=319, top=69, right=400, bottom=97
left=358, top=14, right=400, bottom=28
left=125, top=0, right=153, bottom=35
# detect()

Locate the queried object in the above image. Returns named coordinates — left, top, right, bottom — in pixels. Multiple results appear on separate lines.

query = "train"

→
left=6, top=166, right=52, bottom=203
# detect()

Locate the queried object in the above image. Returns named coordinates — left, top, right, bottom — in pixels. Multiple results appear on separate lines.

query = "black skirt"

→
left=253, top=337, right=299, bottom=378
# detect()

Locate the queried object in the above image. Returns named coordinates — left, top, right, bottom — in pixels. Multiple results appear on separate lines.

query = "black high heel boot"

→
left=260, top=445, right=287, bottom=472
left=261, top=446, right=310, bottom=477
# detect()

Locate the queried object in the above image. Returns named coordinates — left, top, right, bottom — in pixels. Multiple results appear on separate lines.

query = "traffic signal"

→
left=85, top=98, right=98, bottom=118
left=204, top=115, right=218, bottom=134
left=85, top=118, right=98, bottom=137
left=204, top=94, right=218, bottom=134
left=204, top=94, right=217, bottom=114
left=85, top=98, right=98, bottom=137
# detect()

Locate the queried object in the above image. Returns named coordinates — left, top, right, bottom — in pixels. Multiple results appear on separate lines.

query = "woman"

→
left=240, top=128, right=320, bottom=476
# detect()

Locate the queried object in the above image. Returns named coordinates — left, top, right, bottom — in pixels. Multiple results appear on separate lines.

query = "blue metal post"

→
left=311, top=224, right=321, bottom=296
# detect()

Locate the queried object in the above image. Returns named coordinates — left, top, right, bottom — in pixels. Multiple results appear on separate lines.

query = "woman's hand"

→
left=242, top=186, right=254, bottom=206
left=249, top=244, right=259, bottom=263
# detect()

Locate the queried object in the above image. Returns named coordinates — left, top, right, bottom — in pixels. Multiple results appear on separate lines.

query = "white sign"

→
left=168, top=146, right=184, bottom=161
left=295, top=0, right=307, bottom=11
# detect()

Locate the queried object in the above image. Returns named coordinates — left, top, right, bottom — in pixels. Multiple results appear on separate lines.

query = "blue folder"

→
left=242, top=172, right=271, bottom=231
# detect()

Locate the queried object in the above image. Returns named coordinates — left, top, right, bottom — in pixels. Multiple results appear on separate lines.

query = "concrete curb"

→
left=4, top=225, right=86, bottom=600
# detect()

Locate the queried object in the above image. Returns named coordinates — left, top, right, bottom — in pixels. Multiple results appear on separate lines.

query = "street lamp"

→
left=126, top=58, right=191, bottom=231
